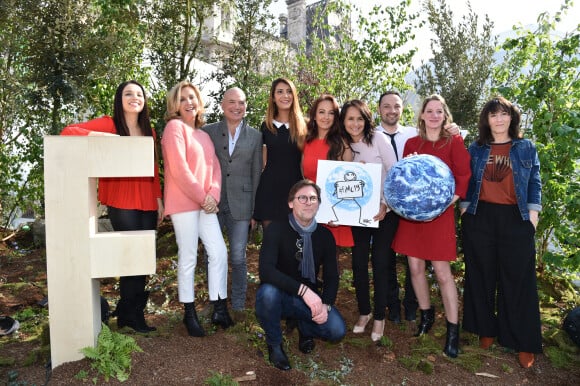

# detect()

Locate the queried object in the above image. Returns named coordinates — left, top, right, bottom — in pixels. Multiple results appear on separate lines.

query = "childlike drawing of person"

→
left=332, top=171, right=369, bottom=225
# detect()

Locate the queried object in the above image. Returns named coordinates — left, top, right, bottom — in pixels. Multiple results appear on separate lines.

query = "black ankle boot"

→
left=414, top=306, right=435, bottom=337
left=211, top=298, right=234, bottom=329
left=132, top=291, right=156, bottom=333
left=115, top=296, right=155, bottom=333
left=183, top=302, right=205, bottom=337
left=267, top=344, right=291, bottom=370
left=443, top=320, right=459, bottom=358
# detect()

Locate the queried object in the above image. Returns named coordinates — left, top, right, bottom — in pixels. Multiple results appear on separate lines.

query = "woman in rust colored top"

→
left=460, top=97, right=542, bottom=368
left=61, top=80, right=162, bottom=333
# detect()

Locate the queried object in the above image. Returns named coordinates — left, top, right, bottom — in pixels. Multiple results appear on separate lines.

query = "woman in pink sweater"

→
left=161, top=81, right=233, bottom=336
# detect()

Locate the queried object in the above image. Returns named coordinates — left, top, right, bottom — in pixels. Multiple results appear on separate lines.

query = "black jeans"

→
left=107, top=206, right=157, bottom=300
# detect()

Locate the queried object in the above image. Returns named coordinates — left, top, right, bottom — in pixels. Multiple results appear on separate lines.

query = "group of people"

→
left=61, top=77, right=542, bottom=371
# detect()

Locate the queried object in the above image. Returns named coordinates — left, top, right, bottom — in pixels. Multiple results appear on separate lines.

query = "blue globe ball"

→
left=384, top=154, right=455, bottom=221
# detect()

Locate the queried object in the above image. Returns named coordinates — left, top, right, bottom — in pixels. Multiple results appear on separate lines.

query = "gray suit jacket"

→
left=202, top=119, right=262, bottom=220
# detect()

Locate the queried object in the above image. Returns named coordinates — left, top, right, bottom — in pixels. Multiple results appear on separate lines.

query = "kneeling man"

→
left=255, top=180, right=346, bottom=370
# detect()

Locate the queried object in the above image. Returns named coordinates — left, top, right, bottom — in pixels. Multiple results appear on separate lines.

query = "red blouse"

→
left=61, top=116, right=162, bottom=211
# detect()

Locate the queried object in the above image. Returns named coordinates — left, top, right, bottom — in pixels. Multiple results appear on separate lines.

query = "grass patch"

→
left=342, top=335, right=373, bottom=348
left=544, top=346, right=580, bottom=369
left=204, top=370, right=238, bottom=385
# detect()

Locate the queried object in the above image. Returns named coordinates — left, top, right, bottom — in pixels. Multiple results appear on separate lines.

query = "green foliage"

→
left=80, top=323, right=143, bottom=382
left=377, top=335, right=393, bottom=349
left=414, top=0, right=496, bottom=130
left=74, top=369, right=89, bottom=381
left=544, top=346, right=580, bottom=369
left=492, top=0, right=580, bottom=273
left=0, top=0, right=149, bottom=224
left=204, top=371, right=238, bottom=386
left=398, top=355, right=434, bottom=374
left=0, top=356, right=16, bottom=366
left=543, top=327, right=580, bottom=354
left=205, top=0, right=287, bottom=128
left=11, top=306, right=48, bottom=337
left=501, top=363, right=513, bottom=373
left=293, top=0, right=420, bottom=110
left=339, top=268, right=355, bottom=292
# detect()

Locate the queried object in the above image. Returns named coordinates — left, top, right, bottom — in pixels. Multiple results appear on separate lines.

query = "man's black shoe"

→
left=298, top=331, right=315, bottom=354
left=267, top=344, right=291, bottom=370
left=387, top=306, right=401, bottom=323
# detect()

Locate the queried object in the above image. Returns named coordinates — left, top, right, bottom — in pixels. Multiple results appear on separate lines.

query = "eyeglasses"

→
left=295, top=238, right=303, bottom=262
left=295, top=195, right=319, bottom=204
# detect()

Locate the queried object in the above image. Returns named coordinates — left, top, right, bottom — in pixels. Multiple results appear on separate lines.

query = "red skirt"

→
left=392, top=206, right=456, bottom=261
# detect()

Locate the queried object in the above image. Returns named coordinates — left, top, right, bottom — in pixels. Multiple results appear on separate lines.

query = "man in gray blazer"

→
left=203, top=87, right=262, bottom=314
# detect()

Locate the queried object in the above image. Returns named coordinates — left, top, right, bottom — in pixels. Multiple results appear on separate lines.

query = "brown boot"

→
left=518, top=352, right=534, bottom=368
left=479, top=336, right=494, bottom=349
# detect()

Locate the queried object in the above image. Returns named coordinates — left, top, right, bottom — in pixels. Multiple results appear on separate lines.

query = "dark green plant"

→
left=204, top=371, right=238, bottom=386
left=414, top=0, right=496, bottom=130
left=80, top=323, right=143, bottom=382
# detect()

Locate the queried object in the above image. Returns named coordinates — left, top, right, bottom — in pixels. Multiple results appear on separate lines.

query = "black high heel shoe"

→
left=414, top=306, right=435, bottom=337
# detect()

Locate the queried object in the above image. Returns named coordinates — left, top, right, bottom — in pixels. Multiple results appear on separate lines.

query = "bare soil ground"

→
left=1, top=222, right=579, bottom=385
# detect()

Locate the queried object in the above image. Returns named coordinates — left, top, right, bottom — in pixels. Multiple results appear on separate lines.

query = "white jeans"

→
left=171, top=210, right=228, bottom=303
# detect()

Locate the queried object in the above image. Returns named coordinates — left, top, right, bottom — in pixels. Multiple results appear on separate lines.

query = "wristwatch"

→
left=325, top=304, right=332, bottom=312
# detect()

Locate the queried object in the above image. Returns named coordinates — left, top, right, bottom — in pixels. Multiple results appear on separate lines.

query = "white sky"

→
left=270, top=0, right=579, bottom=66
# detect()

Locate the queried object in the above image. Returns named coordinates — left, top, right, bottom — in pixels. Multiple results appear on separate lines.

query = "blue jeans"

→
left=218, top=209, right=250, bottom=311
left=255, top=284, right=346, bottom=346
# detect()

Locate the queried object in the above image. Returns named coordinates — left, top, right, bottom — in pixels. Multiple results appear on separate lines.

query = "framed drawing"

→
left=315, top=160, right=382, bottom=228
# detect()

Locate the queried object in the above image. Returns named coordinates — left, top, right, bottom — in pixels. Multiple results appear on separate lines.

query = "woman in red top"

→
left=392, top=95, right=471, bottom=357
left=302, top=94, right=353, bottom=247
left=61, top=80, right=163, bottom=333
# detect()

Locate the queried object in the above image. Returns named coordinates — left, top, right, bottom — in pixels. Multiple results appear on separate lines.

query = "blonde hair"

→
left=265, top=77, right=307, bottom=149
left=417, top=94, right=452, bottom=141
left=164, top=80, right=206, bottom=128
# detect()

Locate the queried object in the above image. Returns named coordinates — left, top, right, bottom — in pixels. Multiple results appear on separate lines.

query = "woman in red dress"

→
left=392, top=95, right=471, bottom=357
left=302, top=94, right=353, bottom=247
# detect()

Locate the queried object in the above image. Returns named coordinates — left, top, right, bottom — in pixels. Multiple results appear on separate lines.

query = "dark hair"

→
left=112, top=80, right=153, bottom=137
left=378, top=90, right=402, bottom=106
left=477, top=96, right=522, bottom=145
left=306, top=94, right=348, bottom=160
left=339, top=100, right=374, bottom=145
left=287, top=179, right=321, bottom=203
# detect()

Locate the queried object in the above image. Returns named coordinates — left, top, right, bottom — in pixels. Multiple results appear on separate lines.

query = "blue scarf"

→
left=288, top=213, right=317, bottom=284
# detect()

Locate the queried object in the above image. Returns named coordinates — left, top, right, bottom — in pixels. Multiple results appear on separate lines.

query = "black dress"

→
left=253, top=122, right=303, bottom=222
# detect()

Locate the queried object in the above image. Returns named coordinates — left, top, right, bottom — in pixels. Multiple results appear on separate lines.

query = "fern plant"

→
left=80, top=323, right=143, bottom=382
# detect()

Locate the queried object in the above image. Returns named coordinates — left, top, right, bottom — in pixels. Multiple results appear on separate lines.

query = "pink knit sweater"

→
left=161, top=119, right=221, bottom=216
